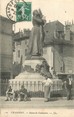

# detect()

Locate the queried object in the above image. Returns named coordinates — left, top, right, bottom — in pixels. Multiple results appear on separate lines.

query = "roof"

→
left=57, top=72, right=74, bottom=75
left=46, top=20, right=64, bottom=25
left=0, top=15, right=15, bottom=24
left=13, top=30, right=31, bottom=41
left=44, top=20, right=64, bottom=31
left=44, top=20, right=64, bottom=44
left=13, top=20, right=74, bottom=46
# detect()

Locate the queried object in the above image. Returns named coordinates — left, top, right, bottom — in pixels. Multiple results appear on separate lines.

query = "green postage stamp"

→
left=16, top=2, right=32, bottom=22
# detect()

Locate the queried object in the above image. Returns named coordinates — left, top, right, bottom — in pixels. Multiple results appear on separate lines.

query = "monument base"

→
left=10, top=72, right=45, bottom=91
left=23, top=56, right=45, bottom=71
left=10, top=57, right=63, bottom=97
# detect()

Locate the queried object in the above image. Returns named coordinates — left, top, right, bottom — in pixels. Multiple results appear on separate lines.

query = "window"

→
left=46, top=31, right=48, bottom=33
left=43, top=48, right=47, bottom=54
left=16, top=41, right=21, bottom=45
left=25, top=40, right=27, bottom=45
left=59, top=46, right=63, bottom=53
left=25, top=49, right=28, bottom=55
left=18, top=50, right=20, bottom=57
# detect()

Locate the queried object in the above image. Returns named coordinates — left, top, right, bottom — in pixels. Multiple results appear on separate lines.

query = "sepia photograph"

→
left=0, top=0, right=74, bottom=116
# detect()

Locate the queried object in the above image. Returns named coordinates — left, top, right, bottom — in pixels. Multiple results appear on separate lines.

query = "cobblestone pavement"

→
left=0, top=97, right=74, bottom=109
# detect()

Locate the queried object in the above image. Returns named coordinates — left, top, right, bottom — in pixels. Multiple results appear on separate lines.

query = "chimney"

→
left=72, top=20, right=74, bottom=25
left=64, top=21, right=70, bottom=40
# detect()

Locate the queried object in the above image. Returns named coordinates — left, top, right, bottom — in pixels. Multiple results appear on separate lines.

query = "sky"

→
left=0, top=0, right=74, bottom=32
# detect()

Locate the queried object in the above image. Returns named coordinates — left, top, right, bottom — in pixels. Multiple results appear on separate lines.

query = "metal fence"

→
left=0, top=79, right=9, bottom=96
left=0, top=79, right=63, bottom=97
left=1, top=79, right=74, bottom=97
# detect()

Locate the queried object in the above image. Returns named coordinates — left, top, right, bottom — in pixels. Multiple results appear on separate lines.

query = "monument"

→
left=10, top=9, right=62, bottom=97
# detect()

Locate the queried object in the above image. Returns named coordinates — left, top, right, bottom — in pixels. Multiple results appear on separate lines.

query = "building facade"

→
left=44, top=21, right=74, bottom=74
left=13, top=29, right=30, bottom=64
left=13, top=20, right=74, bottom=75
left=0, top=16, right=13, bottom=95
left=43, top=20, right=64, bottom=73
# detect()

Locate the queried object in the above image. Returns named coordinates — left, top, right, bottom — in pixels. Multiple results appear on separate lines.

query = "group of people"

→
left=5, top=74, right=73, bottom=102
left=5, top=85, right=31, bottom=101
left=5, top=76, right=53, bottom=102
left=43, top=74, right=73, bottom=102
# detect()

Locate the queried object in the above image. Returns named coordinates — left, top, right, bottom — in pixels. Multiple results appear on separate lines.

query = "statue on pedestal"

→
left=10, top=9, right=62, bottom=97
left=28, top=9, right=46, bottom=57
left=24, top=9, right=52, bottom=78
left=23, top=9, right=52, bottom=78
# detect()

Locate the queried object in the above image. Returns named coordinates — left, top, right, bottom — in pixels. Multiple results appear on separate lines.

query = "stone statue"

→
left=28, top=9, right=46, bottom=57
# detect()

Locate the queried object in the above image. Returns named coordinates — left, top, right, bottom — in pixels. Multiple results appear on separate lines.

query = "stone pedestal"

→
left=10, top=57, right=46, bottom=97
left=10, top=57, right=63, bottom=97
left=10, top=72, right=45, bottom=92
left=23, top=56, right=45, bottom=70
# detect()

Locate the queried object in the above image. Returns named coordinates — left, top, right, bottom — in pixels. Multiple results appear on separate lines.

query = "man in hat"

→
left=66, top=75, right=73, bottom=100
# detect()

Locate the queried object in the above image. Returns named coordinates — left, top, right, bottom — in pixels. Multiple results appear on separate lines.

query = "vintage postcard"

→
left=0, top=0, right=74, bottom=117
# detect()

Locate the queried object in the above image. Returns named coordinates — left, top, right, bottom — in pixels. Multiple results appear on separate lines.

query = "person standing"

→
left=43, top=76, right=53, bottom=102
left=66, top=75, right=73, bottom=100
